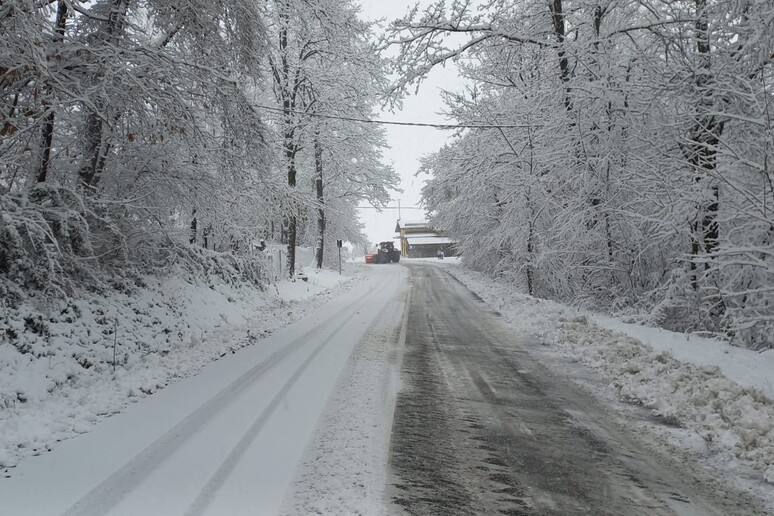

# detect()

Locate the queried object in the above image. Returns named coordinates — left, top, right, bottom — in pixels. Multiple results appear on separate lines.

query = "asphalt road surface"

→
left=387, top=263, right=763, bottom=516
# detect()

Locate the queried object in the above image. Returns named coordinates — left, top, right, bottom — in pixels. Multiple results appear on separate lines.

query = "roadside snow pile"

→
left=0, top=265, right=356, bottom=471
left=591, top=315, right=774, bottom=401
left=561, top=319, right=774, bottom=481
left=439, top=263, right=774, bottom=486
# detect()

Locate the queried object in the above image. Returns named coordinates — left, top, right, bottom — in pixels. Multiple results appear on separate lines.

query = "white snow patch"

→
left=590, top=315, right=774, bottom=401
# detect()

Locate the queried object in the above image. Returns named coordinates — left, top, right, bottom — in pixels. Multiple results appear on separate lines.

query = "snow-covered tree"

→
left=391, top=0, right=774, bottom=348
left=1, top=0, right=274, bottom=298
left=262, top=0, right=398, bottom=275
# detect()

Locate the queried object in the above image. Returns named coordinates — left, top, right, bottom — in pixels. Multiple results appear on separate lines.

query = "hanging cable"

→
left=254, top=104, right=532, bottom=130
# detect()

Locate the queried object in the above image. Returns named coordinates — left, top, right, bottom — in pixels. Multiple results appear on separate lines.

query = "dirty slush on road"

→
left=387, top=264, right=764, bottom=516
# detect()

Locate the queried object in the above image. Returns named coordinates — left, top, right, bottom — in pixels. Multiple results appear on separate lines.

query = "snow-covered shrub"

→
left=164, top=244, right=272, bottom=290
left=0, top=186, right=95, bottom=298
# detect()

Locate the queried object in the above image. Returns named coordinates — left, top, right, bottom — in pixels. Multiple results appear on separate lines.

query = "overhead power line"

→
left=255, top=104, right=532, bottom=130
left=357, top=206, right=423, bottom=210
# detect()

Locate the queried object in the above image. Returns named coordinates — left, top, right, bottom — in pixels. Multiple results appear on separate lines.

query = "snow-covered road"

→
left=3, top=259, right=772, bottom=515
left=0, top=265, right=407, bottom=516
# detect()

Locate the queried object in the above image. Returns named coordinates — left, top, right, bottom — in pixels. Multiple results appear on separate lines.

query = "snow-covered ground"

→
left=591, top=315, right=774, bottom=401
left=4, top=255, right=773, bottom=514
left=0, top=264, right=407, bottom=516
left=427, top=258, right=774, bottom=508
left=0, top=262, right=358, bottom=472
left=279, top=271, right=407, bottom=515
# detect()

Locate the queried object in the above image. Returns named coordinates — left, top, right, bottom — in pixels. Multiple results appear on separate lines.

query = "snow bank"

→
left=436, top=262, right=774, bottom=488
left=0, top=264, right=356, bottom=471
left=591, top=315, right=774, bottom=401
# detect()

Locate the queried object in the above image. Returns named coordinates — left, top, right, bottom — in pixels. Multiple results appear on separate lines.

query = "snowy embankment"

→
left=0, top=265, right=355, bottom=472
left=426, top=258, right=774, bottom=492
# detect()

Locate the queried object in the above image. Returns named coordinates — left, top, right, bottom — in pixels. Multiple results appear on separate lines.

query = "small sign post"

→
left=336, top=239, right=343, bottom=275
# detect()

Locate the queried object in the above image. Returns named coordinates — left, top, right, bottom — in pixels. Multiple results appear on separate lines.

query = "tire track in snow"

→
left=61, top=269, right=397, bottom=516
left=182, top=305, right=360, bottom=516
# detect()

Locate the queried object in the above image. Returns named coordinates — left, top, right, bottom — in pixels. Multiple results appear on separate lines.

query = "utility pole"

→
left=337, top=239, right=343, bottom=275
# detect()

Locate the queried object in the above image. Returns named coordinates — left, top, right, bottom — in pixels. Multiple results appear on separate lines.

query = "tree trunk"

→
left=314, top=135, right=325, bottom=269
left=279, top=6, right=298, bottom=278
left=36, top=0, right=68, bottom=183
left=286, top=132, right=297, bottom=276
left=549, top=0, right=572, bottom=114
left=525, top=121, right=536, bottom=296
left=526, top=210, right=535, bottom=296
left=78, top=0, right=130, bottom=192
left=189, top=208, right=197, bottom=244
left=688, top=0, right=723, bottom=289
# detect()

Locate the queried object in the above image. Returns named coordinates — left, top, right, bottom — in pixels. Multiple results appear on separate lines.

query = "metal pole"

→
left=338, top=246, right=341, bottom=275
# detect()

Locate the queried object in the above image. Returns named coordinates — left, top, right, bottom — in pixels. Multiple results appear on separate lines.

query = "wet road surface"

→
left=388, top=263, right=763, bottom=515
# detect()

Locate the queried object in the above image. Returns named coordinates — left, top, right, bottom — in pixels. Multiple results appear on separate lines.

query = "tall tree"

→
left=264, top=0, right=397, bottom=275
left=1, top=0, right=274, bottom=293
left=393, top=0, right=774, bottom=348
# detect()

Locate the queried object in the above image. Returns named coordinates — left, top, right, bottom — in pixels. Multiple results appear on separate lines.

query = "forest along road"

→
left=388, top=263, right=763, bottom=516
left=0, top=265, right=407, bottom=516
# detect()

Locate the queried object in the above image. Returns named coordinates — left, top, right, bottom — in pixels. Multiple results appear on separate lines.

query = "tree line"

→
left=386, top=0, right=774, bottom=349
left=0, top=0, right=398, bottom=300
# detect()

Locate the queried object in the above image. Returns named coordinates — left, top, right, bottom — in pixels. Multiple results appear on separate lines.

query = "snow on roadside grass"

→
left=0, top=264, right=359, bottom=472
left=434, top=261, right=774, bottom=487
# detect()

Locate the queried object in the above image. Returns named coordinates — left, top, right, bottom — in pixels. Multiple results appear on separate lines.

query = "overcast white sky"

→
left=356, top=0, right=462, bottom=247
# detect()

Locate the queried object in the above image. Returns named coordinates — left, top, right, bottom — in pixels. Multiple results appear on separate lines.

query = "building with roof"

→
left=394, top=220, right=456, bottom=258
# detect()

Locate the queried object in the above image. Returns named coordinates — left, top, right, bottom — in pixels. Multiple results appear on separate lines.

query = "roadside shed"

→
left=394, top=220, right=456, bottom=258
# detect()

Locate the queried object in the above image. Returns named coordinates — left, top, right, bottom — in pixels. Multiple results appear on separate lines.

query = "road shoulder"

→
left=279, top=276, right=409, bottom=515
